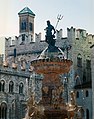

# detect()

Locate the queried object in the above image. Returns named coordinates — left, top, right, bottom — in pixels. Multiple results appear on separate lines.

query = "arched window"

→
left=86, top=90, right=89, bottom=97
left=86, top=109, right=89, bottom=119
left=86, top=57, right=91, bottom=81
left=21, top=21, right=26, bottom=30
left=75, top=75, right=81, bottom=85
left=0, top=80, right=5, bottom=92
left=77, top=54, right=82, bottom=67
left=19, top=83, right=24, bottom=94
left=0, top=102, right=7, bottom=119
left=9, top=81, right=14, bottom=93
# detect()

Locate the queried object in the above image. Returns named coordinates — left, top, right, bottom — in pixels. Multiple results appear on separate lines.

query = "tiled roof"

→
left=18, top=7, right=35, bottom=16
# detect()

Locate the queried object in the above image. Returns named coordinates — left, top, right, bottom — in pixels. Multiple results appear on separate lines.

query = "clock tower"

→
left=18, top=7, right=35, bottom=41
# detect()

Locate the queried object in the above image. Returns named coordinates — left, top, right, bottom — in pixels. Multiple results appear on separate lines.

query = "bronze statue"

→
left=45, top=20, right=56, bottom=46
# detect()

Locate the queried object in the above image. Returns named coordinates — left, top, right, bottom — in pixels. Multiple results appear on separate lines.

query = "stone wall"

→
left=91, top=45, right=94, bottom=119
left=0, top=27, right=94, bottom=119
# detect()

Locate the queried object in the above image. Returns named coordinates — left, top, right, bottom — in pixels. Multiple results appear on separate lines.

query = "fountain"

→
left=24, top=20, right=83, bottom=119
left=30, top=46, right=73, bottom=119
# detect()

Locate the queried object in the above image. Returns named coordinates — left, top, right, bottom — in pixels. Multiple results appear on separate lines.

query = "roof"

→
left=18, top=7, right=35, bottom=16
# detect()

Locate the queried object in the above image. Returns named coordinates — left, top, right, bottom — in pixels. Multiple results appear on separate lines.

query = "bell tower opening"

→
left=18, top=7, right=35, bottom=41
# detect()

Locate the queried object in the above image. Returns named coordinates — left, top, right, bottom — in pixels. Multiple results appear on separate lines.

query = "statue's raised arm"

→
left=45, top=20, right=56, bottom=46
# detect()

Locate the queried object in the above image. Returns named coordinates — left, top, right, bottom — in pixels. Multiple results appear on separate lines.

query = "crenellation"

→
left=87, top=34, right=94, bottom=46
left=28, top=34, right=34, bottom=43
left=15, top=36, right=19, bottom=46
left=18, top=35, right=22, bottom=45
left=11, top=39, right=15, bottom=46
left=5, top=34, right=42, bottom=52
left=5, top=31, right=68, bottom=55
left=76, top=29, right=86, bottom=39
left=87, top=34, right=93, bottom=40
left=56, top=29, right=63, bottom=40
left=92, top=35, right=94, bottom=39
left=67, top=27, right=75, bottom=42
left=35, top=32, right=41, bottom=42
left=5, top=37, right=12, bottom=47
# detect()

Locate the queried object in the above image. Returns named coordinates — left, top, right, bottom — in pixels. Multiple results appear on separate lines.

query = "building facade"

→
left=90, top=45, right=94, bottom=119
left=68, top=28, right=94, bottom=119
left=0, top=7, right=94, bottom=119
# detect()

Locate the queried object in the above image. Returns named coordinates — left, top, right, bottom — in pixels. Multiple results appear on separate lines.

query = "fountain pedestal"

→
left=44, top=109, right=68, bottom=119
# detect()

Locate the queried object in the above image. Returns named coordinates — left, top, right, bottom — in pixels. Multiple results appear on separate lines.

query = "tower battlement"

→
left=5, top=29, right=64, bottom=47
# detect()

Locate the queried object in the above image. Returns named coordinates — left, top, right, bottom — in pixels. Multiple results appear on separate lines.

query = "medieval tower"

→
left=18, top=7, right=35, bottom=42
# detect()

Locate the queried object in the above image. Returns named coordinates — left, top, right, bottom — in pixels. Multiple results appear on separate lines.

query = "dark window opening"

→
left=0, top=80, right=5, bottom=92
left=21, top=22, right=26, bottom=30
left=0, top=103, right=7, bottom=119
left=86, top=90, right=89, bottom=97
left=86, top=109, right=89, bottom=119
left=76, top=91, right=79, bottom=98
left=77, top=54, right=82, bottom=67
left=22, top=34, right=25, bottom=42
left=83, top=70, right=86, bottom=83
left=19, top=83, right=23, bottom=94
left=75, top=75, right=81, bottom=85
left=9, top=81, right=14, bottom=93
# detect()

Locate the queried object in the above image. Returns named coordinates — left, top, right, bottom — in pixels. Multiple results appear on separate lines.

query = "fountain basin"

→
left=31, top=59, right=72, bottom=74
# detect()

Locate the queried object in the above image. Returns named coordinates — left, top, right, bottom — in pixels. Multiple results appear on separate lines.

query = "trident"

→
left=55, top=14, right=63, bottom=30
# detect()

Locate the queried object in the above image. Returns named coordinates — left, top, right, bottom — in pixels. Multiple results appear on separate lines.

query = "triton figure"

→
left=45, top=20, right=56, bottom=46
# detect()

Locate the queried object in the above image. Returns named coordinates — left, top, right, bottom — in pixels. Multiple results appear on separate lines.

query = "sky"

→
left=0, top=0, right=94, bottom=38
